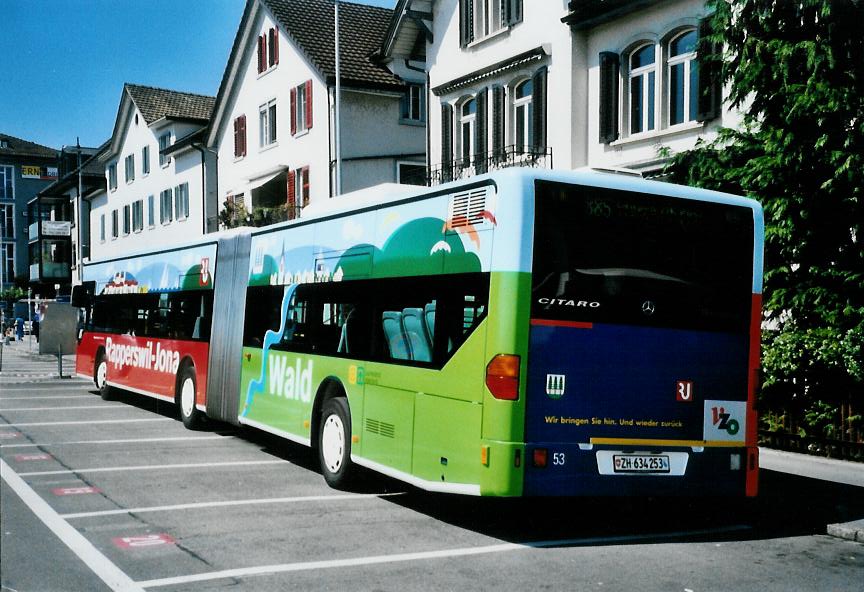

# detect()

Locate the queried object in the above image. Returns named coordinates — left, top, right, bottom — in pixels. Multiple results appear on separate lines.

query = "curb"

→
left=827, top=520, right=864, bottom=543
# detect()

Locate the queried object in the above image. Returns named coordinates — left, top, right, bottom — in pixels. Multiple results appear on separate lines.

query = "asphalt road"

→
left=1, top=347, right=862, bottom=591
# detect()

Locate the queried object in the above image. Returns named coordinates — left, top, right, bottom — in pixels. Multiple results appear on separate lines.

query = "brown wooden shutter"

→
left=531, top=66, right=547, bottom=152
left=599, top=51, right=620, bottom=143
left=305, top=80, right=313, bottom=129
left=233, top=118, right=240, bottom=158
left=301, top=166, right=310, bottom=207
left=240, top=115, right=247, bottom=156
left=287, top=170, right=296, bottom=218
left=257, top=35, right=264, bottom=73
left=290, top=87, right=297, bottom=135
left=697, top=18, right=722, bottom=122
left=274, top=27, right=279, bottom=65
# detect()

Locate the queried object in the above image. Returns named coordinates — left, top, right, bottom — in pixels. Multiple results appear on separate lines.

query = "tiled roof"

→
left=125, top=84, right=216, bottom=124
left=263, top=0, right=404, bottom=90
left=0, top=133, right=58, bottom=158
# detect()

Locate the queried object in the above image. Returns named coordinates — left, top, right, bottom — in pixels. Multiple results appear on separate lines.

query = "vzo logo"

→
left=712, top=406, right=740, bottom=435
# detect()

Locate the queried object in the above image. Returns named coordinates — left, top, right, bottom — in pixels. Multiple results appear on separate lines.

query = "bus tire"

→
left=95, top=352, right=113, bottom=401
left=318, top=397, right=354, bottom=489
left=177, top=365, right=204, bottom=430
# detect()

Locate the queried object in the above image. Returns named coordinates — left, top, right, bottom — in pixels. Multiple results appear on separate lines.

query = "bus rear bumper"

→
left=523, top=443, right=757, bottom=497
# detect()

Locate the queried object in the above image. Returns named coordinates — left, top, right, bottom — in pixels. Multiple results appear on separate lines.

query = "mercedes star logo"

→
left=641, top=300, right=656, bottom=316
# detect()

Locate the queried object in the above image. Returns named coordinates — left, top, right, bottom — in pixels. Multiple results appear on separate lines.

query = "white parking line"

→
left=1, top=418, right=172, bottom=427
left=136, top=525, right=751, bottom=589
left=0, top=405, right=121, bottom=412
left=62, top=493, right=397, bottom=519
left=0, top=395, right=95, bottom=400
left=0, top=458, right=144, bottom=592
left=1, top=435, right=232, bottom=449
left=19, top=459, right=289, bottom=477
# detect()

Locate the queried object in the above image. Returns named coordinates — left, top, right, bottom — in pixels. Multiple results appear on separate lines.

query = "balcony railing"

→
left=404, top=146, right=553, bottom=187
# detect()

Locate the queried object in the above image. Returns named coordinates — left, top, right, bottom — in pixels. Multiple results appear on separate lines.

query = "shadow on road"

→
left=376, top=468, right=864, bottom=547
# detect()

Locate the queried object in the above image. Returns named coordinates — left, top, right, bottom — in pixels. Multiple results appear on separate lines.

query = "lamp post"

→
left=334, top=0, right=342, bottom=196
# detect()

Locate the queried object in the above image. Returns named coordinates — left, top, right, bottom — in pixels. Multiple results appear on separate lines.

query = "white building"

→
left=206, top=0, right=426, bottom=225
left=385, top=0, right=739, bottom=180
left=90, top=84, right=216, bottom=261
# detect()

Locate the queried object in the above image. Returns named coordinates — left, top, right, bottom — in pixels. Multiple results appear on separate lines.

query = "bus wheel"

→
left=95, top=354, right=113, bottom=401
left=177, top=366, right=204, bottom=430
left=318, top=397, right=354, bottom=489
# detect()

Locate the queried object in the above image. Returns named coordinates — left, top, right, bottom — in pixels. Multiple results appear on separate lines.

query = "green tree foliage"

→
left=664, top=0, right=863, bottom=436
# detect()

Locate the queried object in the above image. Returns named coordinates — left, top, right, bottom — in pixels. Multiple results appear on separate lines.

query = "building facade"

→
left=207, top=0, right=426, bottom=226
left=90, top=84, right=216, bottom=261
left=386, top=0, right=737, bottom=182
left=0, top=133, right=59, bottom=292
left=29, top=145, right=105, bottom=296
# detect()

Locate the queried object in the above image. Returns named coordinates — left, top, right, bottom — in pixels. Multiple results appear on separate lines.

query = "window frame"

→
left=124, top=154, right=135, bottom=184
left=0, top=165, right=15, bottom=200
left=512, top=78, right=534, bottom=152
left=160, top=188, right=174, bottom=225
left=401, top=84, right=426, bottom=123
left=132, top=199, right=144, bottom=233
left=111, top=209, right=119, bottom=239
left=100, top=214, right=106, bottom=242
left=108, top=163, right=118, bottom=191
left=667, top=28, right=699, bottom=127
left=147, top=195, right=155, bottom=228
left=628, top=42, right=657, bottom=135
left=142, top=146, right=150, bottom=176
left=1, top=203, right=15, bottom=240
left=259, top=99, right=277, bottom=148
left=459, top=97, right=477, bottom=165
left=174, top=182, right=190, bottom=221
left=122, top=204, right=131, bottom=236
left=158, top=132, right=172, bottom=167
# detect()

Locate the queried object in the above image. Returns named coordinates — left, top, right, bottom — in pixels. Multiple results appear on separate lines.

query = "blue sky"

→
left=0, top=0, right=396, bottom=151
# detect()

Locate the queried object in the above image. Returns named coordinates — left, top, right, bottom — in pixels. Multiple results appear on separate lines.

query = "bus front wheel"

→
left=318, top=397, right=354, bottom=489
left=95, top=353, right=113, bottom=401
left=177, top=366, right=205, bottom=430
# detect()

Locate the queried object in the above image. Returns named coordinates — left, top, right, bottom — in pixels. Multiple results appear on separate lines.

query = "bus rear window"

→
left=531, top=181, right=754, bottom=332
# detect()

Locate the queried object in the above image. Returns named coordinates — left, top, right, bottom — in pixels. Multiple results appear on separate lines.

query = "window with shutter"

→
left=290, top=87, right=297, bottom=135
left=287, top=170, right=297, bottom=219
left=696, top=18, right=722, bottom=122
left=531, top=66, right=547, bottom=151
left=301, top=166, right=310, bottom=207
left=475, top=88, right=488, bottom=171
left=268, top=28, right=277, bottom=67
left=441, top=103, right=453, bottom=166
left=492, top=85, right=505, bottom=157
left=305, top=80, right=313, bottom=129
left=599, top=51, right=620, bottom=143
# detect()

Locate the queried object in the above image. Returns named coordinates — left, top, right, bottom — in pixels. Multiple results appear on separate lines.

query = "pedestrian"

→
left=15, top=317, right=23, bottom=341
left=32, top=309, right=40, bottom=342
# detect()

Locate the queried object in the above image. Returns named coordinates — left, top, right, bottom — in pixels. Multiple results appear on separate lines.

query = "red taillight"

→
left=532, top=448, right=548, bottom=468
left=486, top=354, right=520, bottom=400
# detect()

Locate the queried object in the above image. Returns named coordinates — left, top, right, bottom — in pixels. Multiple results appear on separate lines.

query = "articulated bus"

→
left=74, top=169, right=763, bottom=497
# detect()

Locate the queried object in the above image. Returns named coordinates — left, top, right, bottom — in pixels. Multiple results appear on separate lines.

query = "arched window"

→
left=460, top=98, right=476, bottom=164
left=513, top=79, right=533, bottom=152
left=668, top=29, right=698, bottom=125
left=629, top=43, right=656, bottom=134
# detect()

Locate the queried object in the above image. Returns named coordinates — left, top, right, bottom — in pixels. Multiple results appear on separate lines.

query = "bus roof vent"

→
left=448, top=188, right=488, bottom=228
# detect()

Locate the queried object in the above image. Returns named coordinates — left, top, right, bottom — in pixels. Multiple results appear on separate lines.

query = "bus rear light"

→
left=532, top=448, right=548, bottom=468
left=486, top=354, right=520, bottom=400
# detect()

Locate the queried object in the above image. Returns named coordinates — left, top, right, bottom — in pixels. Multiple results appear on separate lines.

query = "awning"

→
left=248, top=166, right=288, bottom=190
